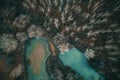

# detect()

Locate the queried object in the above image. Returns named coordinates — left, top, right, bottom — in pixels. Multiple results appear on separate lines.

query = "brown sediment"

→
left=0, top=59, right=12, bottom=73
left=49, top=42, right=57, bottom=56
left=0, top=59, right=5, bottom=70
left=0, top=59, right=5, bottom=67
left=29, top=42, right=46, bottom=74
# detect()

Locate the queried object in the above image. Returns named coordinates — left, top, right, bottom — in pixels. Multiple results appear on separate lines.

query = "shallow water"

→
left=25, top=37, right=105, bottom=80
left=25, top=37, right=50, bottom=80
left=59, top=47, right=105, bottom=80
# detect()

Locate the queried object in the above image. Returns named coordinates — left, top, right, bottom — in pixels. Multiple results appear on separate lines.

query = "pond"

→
left=25, top=37, right=50, bottom=80
left=59, top=47, right=105, bottom=80
left=25, top=37, right=105, bottom=80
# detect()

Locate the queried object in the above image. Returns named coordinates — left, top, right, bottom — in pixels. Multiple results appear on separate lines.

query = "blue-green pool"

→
left=59, top=47, right=105, bottom=80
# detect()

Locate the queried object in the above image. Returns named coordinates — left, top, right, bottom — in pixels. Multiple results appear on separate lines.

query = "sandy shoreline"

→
left=29, top=42, right=46, bottom=74
left=49, top=42, right=57, bottom=56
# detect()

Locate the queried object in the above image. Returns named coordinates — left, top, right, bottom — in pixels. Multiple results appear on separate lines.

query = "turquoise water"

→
left=59, top=47, right=105, bottom=80
left=25, top=37, right=105, bottom=80
left=25, top=37, right=50, bottom=80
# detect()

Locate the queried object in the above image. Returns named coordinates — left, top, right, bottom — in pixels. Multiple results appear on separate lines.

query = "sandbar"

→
left=29, top=42, right=46, bottom=74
